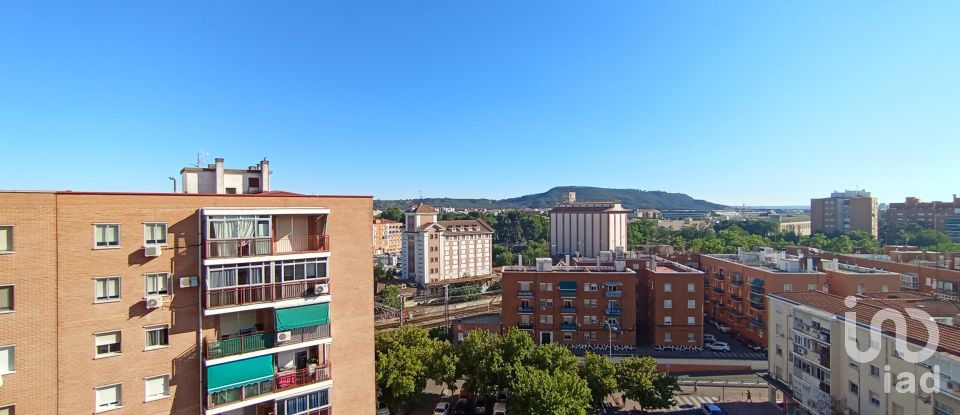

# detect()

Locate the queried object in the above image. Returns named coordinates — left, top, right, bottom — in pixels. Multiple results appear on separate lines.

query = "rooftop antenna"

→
left=194, top=151, right=209, bottom=168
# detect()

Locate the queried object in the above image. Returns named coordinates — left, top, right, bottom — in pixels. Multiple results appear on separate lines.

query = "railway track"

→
left=375, top=303, right=501, bottom=331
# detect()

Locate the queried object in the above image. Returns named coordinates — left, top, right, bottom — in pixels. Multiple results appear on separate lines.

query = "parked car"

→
left=493, top=402, right=507, bottom=415
left=701, top=403, right=727, bottom=415
left=455, top=398, right=469, bottom=415
left=706, top=341, right=730, bottom=352
left=703, top=334, right=716, bottom=343
left=434, top=402, right=452, bottom=414
left=377, top=407, right=391, bottom=415
left=459, top=390, right=473, bottom=400
left=714, top=322, right=732, bottom=333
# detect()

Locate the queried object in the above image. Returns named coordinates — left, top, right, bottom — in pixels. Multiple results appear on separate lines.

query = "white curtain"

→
left=96, top=385, right=120, bottom=407
left=0, top=286, right=11, bottom=310
left=208, top=269, right=236, bottom=289
left=238, top=219, right=256, bottom=238
left=0, top=227, right=10, bottom=251
left=145, top=376, right=168, bottom=399
left=97, top=279, right=119, bottom=299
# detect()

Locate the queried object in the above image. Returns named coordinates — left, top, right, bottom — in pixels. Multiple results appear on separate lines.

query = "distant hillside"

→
left=374, top=186, right=726, bottom=211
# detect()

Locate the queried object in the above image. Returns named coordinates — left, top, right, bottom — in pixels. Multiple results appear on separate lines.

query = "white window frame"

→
left=664, top=299, right=672, bottom=309
left=0, top=404, right=13, bottom=415
left=95, top=383, right=123, bottom=412
left=144, top=273, right=170, bottom=297
left=687, top=316, right=695, bottom=325
left=94, top=331, right=122, bottom=359
left=144, top=374, right=170, bottom=402
left=144, top=325, right=169, bottom=350
left=664, top=283, right=672, bottom=292
left=143, top=223, right=168, bottom=246
left=687, top=283, right=695, bottom=293
left=0, top=285, right=12, bottom=313
left=783, top=283, right=793, bottom=292
left=687, top=299, right=696, bottom=309
left=94, top=277, right=121, bottom=303
left=664, top=316, right=672, bottom=325
left=0, top=344, right=15, bottom=374
left=688, top=332, right=696, bottom=342
left=0, top=225, right=13, bottom=253
left=94, top=224, right=121, bottom=249
left=664, top=333, right=672, bottom=342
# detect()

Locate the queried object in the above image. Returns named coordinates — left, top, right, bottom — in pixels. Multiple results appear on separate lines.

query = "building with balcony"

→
left=549, top=192, right=629, bottom=258
left=765, top=291, right=960, bottom=415
left=372, top=218, right=402, bottom=255
left=400, top=203, right=494, bottom=287
left=820, top=259, right=903, bottom=296
left=811, top=190, right=878, bottom=237
left=501, top=258, right=638, bottom=345
left=701, top=248, right=827, bottom=347
left=885, top=195, right=960, bottom=234
left=0, top=186, right=374, bottom=415
left=643, top=257, right=706, bottom=347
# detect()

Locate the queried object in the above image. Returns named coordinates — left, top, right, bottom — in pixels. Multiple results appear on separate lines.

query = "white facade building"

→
left=181, top=157, right=271, bottom=194
left=400, top=203, right=494, bottom=286
left=549, top=192, right=628, bottom=258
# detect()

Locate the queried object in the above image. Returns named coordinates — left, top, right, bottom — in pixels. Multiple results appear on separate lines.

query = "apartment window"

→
left=539, top=315, right=553, bottom=324
left=584, top=282, right=598, bottom=291
left=563, top=332, right=573, bottom=341
left=807, top=283, right=817, bottom=291
left=144, top=273, right=169, bottom=296
left=539, top=299, right=553, bottom=309
left=145, top=325, right=169, bottom=350
left=783, top=284, right=793, bottom=292
left=144, top=375, right=170, bottom=401
left=95, top=277, right=121, bottom=302
left=688, top=332, right=695, bottom=342
left=540, top=283, right=552, bottom=292
left=869, top=364, right=881, bottom=377
left=95, top=331, right=121, bottom=357
left=882, top=285, right=890, bottom=293
left=688, top=283, right=696, bottom=293
left=776, top=345, right=782, bottom=356
left=849, top=382, right=859, bottom=394
left=0, top=285, right=12, bottom=312
left=687, top=300, right=696, bottom=309
left=664, top=283, right=672, bottom=292
left=687, top=316, right=695, bottom=325
left=95, top=384, right=122, bottom=412
left=664, top=316, right=672, bottom=325
left=869, top=391, right=880, bottom=406
left=664, top=300, right=672, bottom=309
left=0, top=345, right=14, bottom=374
left=519, top=281, right=531, bottom=291
left=664, top=333, right=672, bottom=342
left=94, top=224, right=120, bottom=248
left=0, top=405, right=13, bottom=415
left=248, top=177, right=260, bottom=189
left=143, top=223, right=167, bottom=246
left=0, top=225, right=11, bottom=252
left=225, top=188, right=237, bottom=194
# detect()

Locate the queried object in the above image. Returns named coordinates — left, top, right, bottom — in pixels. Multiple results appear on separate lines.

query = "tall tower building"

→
left=811, top=190, right=878, bottom=237
left=549, top=192, right=629, bottom=258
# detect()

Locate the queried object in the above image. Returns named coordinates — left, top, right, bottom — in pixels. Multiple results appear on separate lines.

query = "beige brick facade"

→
left=0, top=191, right=374, bottom=415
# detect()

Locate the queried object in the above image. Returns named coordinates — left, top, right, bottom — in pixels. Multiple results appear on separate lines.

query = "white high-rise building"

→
left=549, top=192, right=628, bottom=258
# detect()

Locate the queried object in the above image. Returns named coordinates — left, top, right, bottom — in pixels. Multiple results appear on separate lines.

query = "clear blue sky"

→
left=1, top=1, right=957, bottom=206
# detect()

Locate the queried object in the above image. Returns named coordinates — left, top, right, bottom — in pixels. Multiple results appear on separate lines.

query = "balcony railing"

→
left=560, top=323, right=577, bottom=331
left=518, top=306, right=534, bottom=313
left=518, top=290, right=534, bottom=297
left=750, top=286, right=764, bottom=295
left=750, top=318, right=764, bottom=327
left=606, top=307, right=622, bottom=316
left=205, top=324, right=332, bottom=359
left=208, top=363, right=332, bottom=409
left=728, top=309, right=744, bottom=318
left=730, top=293, right=743, bottom=302
left=559, top=289, right=577, bottom=297
left=206, top=279, right=330, bottom=309
left=713, top=273, right=725, bottom=281
left=750, top=301, right=764, bottom=311
left=206, top=235, right=330, bottom=259
left=559, top=307, right=577, bottom=314
left=605, top=291, right=623, bottom=298
left=713, top=287, right=725, bottom=294
left=518, top=323, right=533, bottom=330
left=730, top=279, right=744, bottom=287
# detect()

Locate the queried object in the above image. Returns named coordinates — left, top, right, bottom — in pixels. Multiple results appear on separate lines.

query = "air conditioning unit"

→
left=314, top=284, right=329, bottom=295
left=949, top=381, right=960, bottom=392
left=146, top=295, right=163, bottom=309
left=144, top=245, right=162, bottom=257
left=276, top=331, right=292, bottom=343
left=179, top=276, right=199, bottom=288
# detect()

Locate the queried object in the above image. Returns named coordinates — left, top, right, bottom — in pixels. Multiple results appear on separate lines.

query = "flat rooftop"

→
left=705, top=252, right=825, bottom=274
left=456, top=313, right=502, bottom=325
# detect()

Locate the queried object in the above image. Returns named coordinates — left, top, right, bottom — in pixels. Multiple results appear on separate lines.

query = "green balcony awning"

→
left=558, top=281, right=577, bottom=290
left=207, top=355, right=274, bottom=393
left=275, top=302, right=330, bottom=331
left=751, top=278, right=765, bottom=287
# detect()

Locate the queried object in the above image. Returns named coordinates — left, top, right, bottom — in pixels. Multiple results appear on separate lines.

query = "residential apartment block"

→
left=372, top=218, right=402, bottom=255
left=181, top=158, right=271, bottom=195
left=400, top=203, right=494, bottom=287
left=701, top=249, right=828, bottom=347
left=0, top=190, right=374, bottom=415
left=641, top=257, right=706, bottom=347
left=501, top=259, right=638, bottom=346
left=766, top=291, right=960, bottom=415
left=549, top=192, right=628, bottom=258
left=768, top=214, right=812, bottom=236
left=885, top=195, right=960, bottom=234
left=811, top=190, right=878, bottom=237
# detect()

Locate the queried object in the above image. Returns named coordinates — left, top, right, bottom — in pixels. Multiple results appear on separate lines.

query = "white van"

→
left=492, top=402, right=507, bottom=415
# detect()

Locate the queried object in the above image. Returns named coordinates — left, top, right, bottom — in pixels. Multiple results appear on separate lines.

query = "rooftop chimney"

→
left=215, top=158, right=225, bottom=194
left=260, top=158, right=270, bottom=192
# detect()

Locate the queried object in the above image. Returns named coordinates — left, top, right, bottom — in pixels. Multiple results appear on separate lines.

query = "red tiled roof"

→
left=407, top=203, right=437, bottom=213
left=253, top=190, right=305, bottom=197
left=773, top=291, right=960, bottom=356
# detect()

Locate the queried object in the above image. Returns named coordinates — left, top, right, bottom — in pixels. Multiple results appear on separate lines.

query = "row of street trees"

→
left=376, top=326, right=679, bottom=415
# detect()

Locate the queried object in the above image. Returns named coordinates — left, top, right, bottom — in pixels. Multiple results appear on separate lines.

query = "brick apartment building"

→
left=0, top=190, right=374, bottom=415
left=372, top=218, right=402, bottom=255
left=811, top=190, right=878, bottom=237
left=641, top=258, right=706, bottom=347
left=885, top=195, right=960, bottom=233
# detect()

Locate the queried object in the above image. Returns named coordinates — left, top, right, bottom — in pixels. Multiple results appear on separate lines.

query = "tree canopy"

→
left=615, top=357, right=680, bottom=410
left=375, top=326, right=457, bottom=411
left=579, top=352, right=618, bottom=405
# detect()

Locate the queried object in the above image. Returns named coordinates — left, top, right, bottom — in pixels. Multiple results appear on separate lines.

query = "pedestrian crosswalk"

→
left=651, top=395, right=719, bottom=412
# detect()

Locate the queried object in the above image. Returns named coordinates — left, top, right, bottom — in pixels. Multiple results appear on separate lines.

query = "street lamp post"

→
left=603, top=322, right=616, bottom=359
